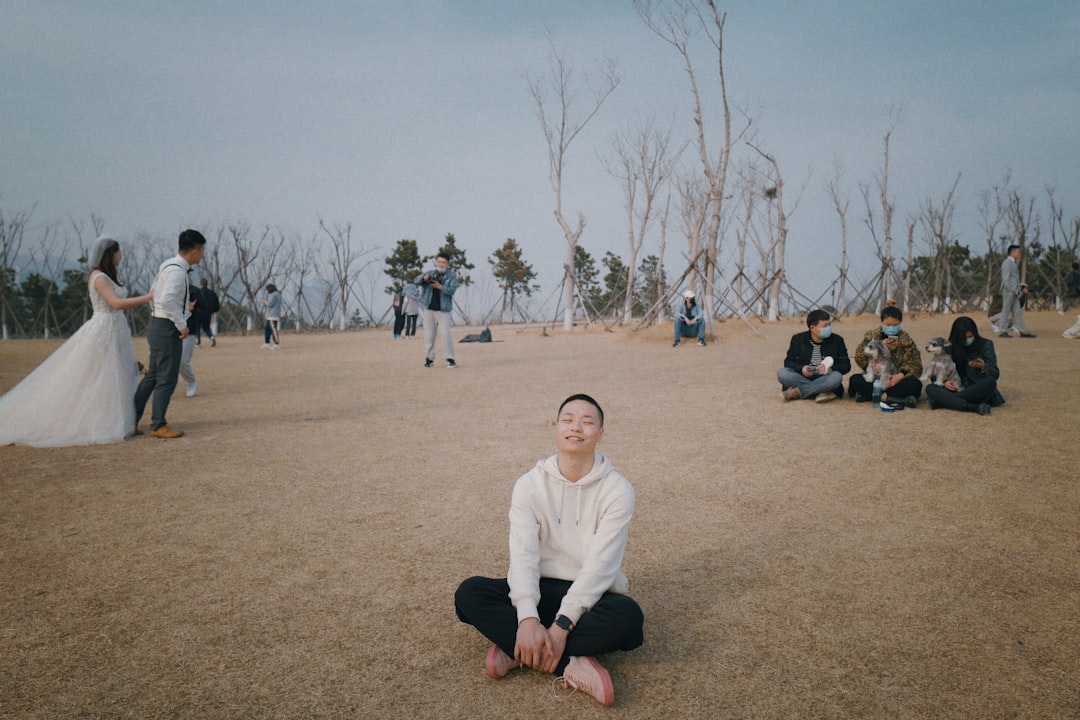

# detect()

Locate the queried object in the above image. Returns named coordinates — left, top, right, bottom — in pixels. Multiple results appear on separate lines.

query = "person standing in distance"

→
left=415, top=252, right=459, bottom=368
left=134, top=229, right=206, bottom=438
left=999, top=244, right=1036, bottom=338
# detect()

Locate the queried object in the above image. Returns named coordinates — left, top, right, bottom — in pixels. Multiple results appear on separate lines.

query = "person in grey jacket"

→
left=999, top=245, right=1035, bottom=338
left=415, top=252, right=459, bottom=368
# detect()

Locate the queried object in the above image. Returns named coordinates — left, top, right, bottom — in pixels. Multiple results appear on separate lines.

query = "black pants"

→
left=196, top=315, right=214, bottom=341
left=925, top=376, right=998, bottom=411
left=849, top=374, right=923, bottom=401
left=393, top=311, right=406, bottom=337
left=404, top=314, right=418, bottom=336
left=454, top=576, right=643, bottom=675
left=134, top=317, right=182, bottom=430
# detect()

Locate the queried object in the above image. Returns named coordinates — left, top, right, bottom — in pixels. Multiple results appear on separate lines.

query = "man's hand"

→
left=541, top=625, right=569, bottom=674
left=802, top=365, right=815, bottom=378
left=179, top=327, right=190, bottom=340
left=514, top=618, right=550, bottom=670
left=883, top=337, right=899, bottom=351
left=888, top=372, right=905, bottom=388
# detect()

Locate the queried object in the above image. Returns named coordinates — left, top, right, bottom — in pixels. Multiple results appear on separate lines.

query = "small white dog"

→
left=919, top=337, right=963, bottom=389
left=862, top=338, right=897, bottom=386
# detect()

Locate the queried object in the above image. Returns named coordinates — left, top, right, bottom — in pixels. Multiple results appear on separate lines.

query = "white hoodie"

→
left=507, top=452, right=635, bottom=625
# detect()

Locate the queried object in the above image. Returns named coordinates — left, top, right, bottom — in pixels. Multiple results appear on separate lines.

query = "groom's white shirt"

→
left=152, top=255, right=191, bottom=333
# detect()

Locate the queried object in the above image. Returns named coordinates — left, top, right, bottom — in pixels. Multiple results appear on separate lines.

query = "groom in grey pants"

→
left=135, top=229, right=206, bottom=438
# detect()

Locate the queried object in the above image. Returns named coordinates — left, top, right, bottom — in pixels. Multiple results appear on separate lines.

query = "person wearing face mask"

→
left=849, top=301, right=923, bottom=407
left=778, top=308, right=851, bottom=402
left=924, top=316, right=1004, bottom=414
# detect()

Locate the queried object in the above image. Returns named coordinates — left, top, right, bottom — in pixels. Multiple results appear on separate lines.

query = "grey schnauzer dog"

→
left=861, top=338, right=897, bottom=387
left=919, top=337, right=963, bottom=389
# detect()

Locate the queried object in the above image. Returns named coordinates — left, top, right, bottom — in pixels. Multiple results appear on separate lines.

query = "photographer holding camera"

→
left=415, top=252, right=459, bottom=368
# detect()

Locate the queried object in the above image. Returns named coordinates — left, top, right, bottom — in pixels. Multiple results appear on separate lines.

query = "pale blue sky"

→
left=3, top=1, right=1078, bottom=303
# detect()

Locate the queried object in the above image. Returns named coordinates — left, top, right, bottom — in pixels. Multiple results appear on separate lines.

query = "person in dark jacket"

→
left=924, top=316, right=1004, bottom=415
left=777, top=308, right=851, bottom=403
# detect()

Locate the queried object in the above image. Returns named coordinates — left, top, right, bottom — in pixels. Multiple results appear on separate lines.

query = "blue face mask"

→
left=964, top=336, right=975, bottom=347
left=816, top=325, right=833, bottom=339
left=882, top=324, right=902, bottom=337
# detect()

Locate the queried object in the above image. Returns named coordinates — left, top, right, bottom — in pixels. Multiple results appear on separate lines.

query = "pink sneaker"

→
left=554, top=656, right=614, bottom=706
left=485, top=645, right=520, bottom=679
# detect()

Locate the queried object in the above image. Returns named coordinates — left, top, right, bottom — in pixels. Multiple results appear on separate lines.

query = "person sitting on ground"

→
left=924, top=316, right=1005, bottom=415
left=454, top=394, right=644, bottom=708
left=777, top=308, right=851, bottom=403
left=848, top=301, right=923, bottom=407
left=673, top=289, right=707, bottom=347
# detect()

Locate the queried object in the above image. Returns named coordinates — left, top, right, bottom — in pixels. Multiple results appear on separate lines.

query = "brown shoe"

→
left=150, top=425, right=184, bottom=439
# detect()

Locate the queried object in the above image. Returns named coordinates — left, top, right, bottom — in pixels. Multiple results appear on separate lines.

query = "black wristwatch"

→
left=554, top=615, right=574, bottom=632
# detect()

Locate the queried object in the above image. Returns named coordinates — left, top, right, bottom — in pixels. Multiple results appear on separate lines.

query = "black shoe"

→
left=672, top=340, right=680, bottom=347
left=978, top=403, right=992, bottom=415
left=999, top=332, right=1012, bottom=338
left=697, top=339, right=706, bottom=346
left=1019, top=332, right=1036, bottom=338
left=424, top=358, right=433, bottom=368
left=855, top=394, right=869, bottom=403
left=447, top=359, right=457, bottom=369
left=210, top=337, right=216, bottom=347
left=925, top=397, right=937, bottom=410
left=893, top=395, right=917, bottom=409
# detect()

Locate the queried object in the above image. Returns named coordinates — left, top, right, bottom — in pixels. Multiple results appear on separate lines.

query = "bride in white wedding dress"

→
left=0, top=236, right=153, bottom=447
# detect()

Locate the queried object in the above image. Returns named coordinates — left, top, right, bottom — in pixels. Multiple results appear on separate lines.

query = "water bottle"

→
left=872, top=378, right=883, bottom=404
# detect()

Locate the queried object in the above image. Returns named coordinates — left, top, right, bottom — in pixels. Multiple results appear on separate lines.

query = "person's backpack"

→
left=203, top=289, right=221, bottom=314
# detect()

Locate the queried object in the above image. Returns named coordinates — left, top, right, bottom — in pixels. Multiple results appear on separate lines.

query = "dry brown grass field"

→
left=1, top=311, right=1078, bottom=719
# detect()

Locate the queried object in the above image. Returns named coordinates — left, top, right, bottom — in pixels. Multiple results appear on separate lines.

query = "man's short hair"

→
left=558, top=393, right=604, bottom=427
left=436, top=251, right=451, bottom=262
left=179, top=229, right=207, bottom=252
left=806, top=308, right=831, bottom=329
left=1007, top=244, right=1021, bottom=255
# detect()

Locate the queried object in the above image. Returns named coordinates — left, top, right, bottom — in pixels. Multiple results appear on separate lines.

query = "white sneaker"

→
left=261, top=343, right=270, bottom=349
left=185, top=382, right=197, bottom=398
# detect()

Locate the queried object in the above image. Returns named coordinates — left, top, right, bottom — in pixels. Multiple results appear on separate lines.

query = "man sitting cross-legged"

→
left=454, top=394, right=644, bottom=707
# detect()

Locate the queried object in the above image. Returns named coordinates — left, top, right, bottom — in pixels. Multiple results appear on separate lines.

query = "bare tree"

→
left=825, top=157, right=850, bottom=315
left=917, top=174, right=962, bottom=312
left=604, top=116, right=678, bottom=323
left=318, top=217, right=376, bottom=330
left=0, top=202, right=34, bottom=340
left=526, top=32, right=620, bottom=331
left=636, top=0, right=749, bottom=336
left=859, top=108, right=905, bottom=314
left=231, top=222, right=288, bottom=333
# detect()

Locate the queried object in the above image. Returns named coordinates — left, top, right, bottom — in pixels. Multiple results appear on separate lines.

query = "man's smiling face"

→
left=555, top=399, right=604, bottom=456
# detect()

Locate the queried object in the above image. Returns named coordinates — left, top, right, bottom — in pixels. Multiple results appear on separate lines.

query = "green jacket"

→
left=853, top=327, right=922, bottom=378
